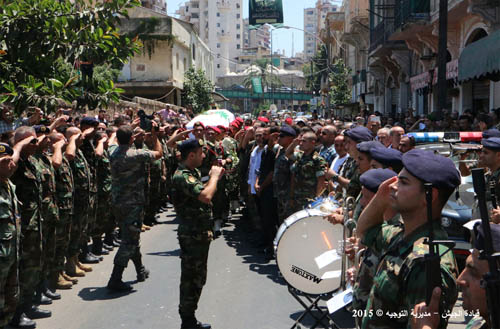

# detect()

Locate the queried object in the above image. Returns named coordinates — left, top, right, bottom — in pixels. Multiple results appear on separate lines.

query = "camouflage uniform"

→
left=465, top=315, right=487, bottom=329
left=133, top=142, right=152, bottom=225
left=11, top=157, right=43, bottom=307
left=96, top=149, right=112, bottom=239
left=80, top=139, right=98, bottom=241
left=211, top=141, right=229, bottom=221
left=352, top=215, right=402, bottom=328
left=290, top=151, right=327, bottom=213
left=108, top=144, right=155, bottom=268
left=68, top=149, right=90, bottom=258
left=0, top=180, right=21, bottom=327
left=33, top=153, right=59, bottom=281
left=335, top=156, right=359, bottom=200
left=273, top=146, right=293, bottom=222
left=171, top=163, right=213, bottom=322
left=486, top=168, right=500, bottom=209
left=360, top=221, right=459, bottom=329
left=221, top=136, right=240, bottom=202
left=146, top=145, right=162, bottom=223
left=54, top=156, right=74, bottom=273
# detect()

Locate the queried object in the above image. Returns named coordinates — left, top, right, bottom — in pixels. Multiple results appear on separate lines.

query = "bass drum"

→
left=274, top=208, right=344, bottom=295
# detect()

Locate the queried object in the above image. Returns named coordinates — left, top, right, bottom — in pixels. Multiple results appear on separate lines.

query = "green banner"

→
left=249, top=0, right=284, bottom=25
left=251, top=77, right=263, bottom=94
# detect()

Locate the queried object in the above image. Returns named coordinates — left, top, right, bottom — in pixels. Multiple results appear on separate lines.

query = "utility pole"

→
left=436, top=0, right=448, bottom=118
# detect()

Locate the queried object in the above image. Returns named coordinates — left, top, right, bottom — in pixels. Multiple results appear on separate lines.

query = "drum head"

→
left=275, top=210, right=343, bottom=295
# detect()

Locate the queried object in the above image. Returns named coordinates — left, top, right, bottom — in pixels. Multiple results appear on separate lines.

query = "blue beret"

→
left=356, top=141, right=384, bottom=153
left=402, top=149, right=460, bottom=190
left=482, top=129, right=500, bottom=139
left=370, top=147, right=403, bottom=168
left=33, top=125, right=49, bottom=134
left=474, top=223, right=500, bottom=252
left=344, top=126, right=373, bottom=143
left=481, top=137, right=500, bottom=151
left=178, top=138, right=204, bottom=153
left=0, top=143, right=13, bottom=157
left=280, top=124, right=297, bottom=137
left=360, top=168, right=398, bottom=193
left=80, top=117, right=99, bottom=126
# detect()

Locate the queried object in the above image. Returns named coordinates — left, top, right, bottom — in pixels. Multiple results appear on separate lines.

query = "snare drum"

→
left=274, top=208, right=344, bottom=295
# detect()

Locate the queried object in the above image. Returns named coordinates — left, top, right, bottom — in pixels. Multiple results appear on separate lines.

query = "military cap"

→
left=280, top=124, right=297, bottom=137
left=80, top=116, right=99, bottom=126
left=482, top=128, right=500, bottom=139
left=285, top=117, right=293, bottom=125
left=360, top=168, right=398, bottom=193
left=193, top=121, right=206, bottom=129
left=258, top=116, right=269, bottom=123
left=178, top=139, right=204, bottom=153
left=474, top=223, right=500, bottom=252
left=0, top=143, right=14, bottom=157
left=217, top=125, right=227, bottom=132
left=402, top=149, right=461, bottom=190
left=356, top=141, right=384, bottom=154
left=208, top=126, right=221, bottom=134
left=33, top=125, right=49, bottom=134
left=235, top=117, right=244, bottom=124
left=370, top=147, right=403, bottom=168
left=481, top=137, right=500, bottom=151
left=344, top=126, right=374, bottom=143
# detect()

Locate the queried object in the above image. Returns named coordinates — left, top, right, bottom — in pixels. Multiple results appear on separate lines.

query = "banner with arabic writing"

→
left=249, top=0, right=284, bottom=25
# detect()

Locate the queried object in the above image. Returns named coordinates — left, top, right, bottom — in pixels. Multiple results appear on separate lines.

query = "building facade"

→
left=176, top=0, right=244, bottom=77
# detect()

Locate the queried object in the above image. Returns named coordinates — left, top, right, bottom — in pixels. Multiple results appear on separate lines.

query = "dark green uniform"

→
left=290, top=151, right=327, bottom=212
left=96, top=149, right=112, bottom=238
left=172, top=163, right=213, bottom=322
left=0, top=180, right=21, bottom=328
left=109, top=144, right=155, bottom=268
left=11, top=157, right=43, bottom=307
left=273, top=146, right=292, bottom=222
left=54, top=156, right=74, bottom=273
left=81, top=139, right=98, bottom=240
left=360, top=221, right=459, bottom=328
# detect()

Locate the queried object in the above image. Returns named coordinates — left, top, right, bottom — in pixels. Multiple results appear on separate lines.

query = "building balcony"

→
left=394, top=0, right=430, bottom=30
left=327, top=12, right=345, bottom=31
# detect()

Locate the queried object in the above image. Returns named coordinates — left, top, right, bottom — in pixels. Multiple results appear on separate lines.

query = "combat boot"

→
left=132, top=256, right=150, bottom=282
left=33, top=288, right=52, bottom=305
left=79, top=243, right=99, bottom=264
left=10, top=306, right=36, bottom=329
left=42, top=279, right=61, bottom=300
left=24, top=304, right=51, bottom=319
left=65, top=255, right=85, bottom=277
left=62, top=271, right=78, bottom=284
left=56, top=272, right=72, bottom=289
left=77, top=259, right=93, bottom=272
left=107, top=265, right=132, bottom=292
left=92, top=237, right=109, bottom=256
left=180, top=316, right=211, bottom=329
left=103, top=232, right=115, bottom=250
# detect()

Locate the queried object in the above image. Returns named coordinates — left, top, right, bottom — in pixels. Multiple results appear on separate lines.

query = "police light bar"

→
left=459, top=132, right=482, bottom=142
left=407, top=132, right=444, bottom=143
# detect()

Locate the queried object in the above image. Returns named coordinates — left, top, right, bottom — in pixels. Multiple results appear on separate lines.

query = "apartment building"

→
left=304, top=1, right=338, bottom=60
left=177, top=0, right=244, bottom=77
left=243, top=18, right=271, bottom=50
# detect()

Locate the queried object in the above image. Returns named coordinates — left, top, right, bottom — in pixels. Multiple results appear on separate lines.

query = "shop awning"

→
left=459, top=29, right=500, bottom=82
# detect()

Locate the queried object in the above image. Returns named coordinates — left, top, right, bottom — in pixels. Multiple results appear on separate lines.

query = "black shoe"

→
left=88, top=252, right=104, bottom=261
left=25, top=305, right=51, bottom=319
left=103, top=243, right=114, bottom=251
left=33, top=290, right=52, bottom=305
left=44, top=287, right=61, bottom=300
left=136, top=267, right=150, bottom=282
left=79, top=252, right=100, bottom=264
left=10, top=311, right=36, bottom=328
left=107, top=265, right=133, bottom=292
left=112, top=239, right=121, bottom=247
left=181, top=319, right=211, bottom=329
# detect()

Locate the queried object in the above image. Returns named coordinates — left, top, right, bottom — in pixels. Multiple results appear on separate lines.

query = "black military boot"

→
left=103, top=232, right=115, bottom=251
left=10, top=305, right=36, bottom=329
left=132, top=256, right=150, bottom=282
left=42, top=278, right=61, bottom=300
left=24, top=303, right=51, bottom=319
left=33, top=286, right=52, bottom=305
left=180, top=316, right=211, bottom=329
left=79, top=243, right=100, bottom=264
left=92, top=236, right=109, bottom=256
left=107, top=265, right=132, bottom=292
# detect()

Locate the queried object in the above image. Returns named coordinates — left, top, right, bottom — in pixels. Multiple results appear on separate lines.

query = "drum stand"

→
left=287, top=285, right=339, bottom=329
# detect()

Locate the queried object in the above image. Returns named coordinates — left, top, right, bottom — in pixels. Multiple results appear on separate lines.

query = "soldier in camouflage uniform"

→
left=223, top=126, right=241, bottom=213
left=479, top=138, right=500, bottom=224
left=273, top=125, right=297, bottom=223
left=145, top=132, right=162, bottom=227
left=65, top=127, right=93, bottom=276
left=0, top=143, right=24, bottom=329
left=287, top=131, right=327, bottom=213
left=79, top=117, right=100, bottom=262
left=10, top=127, right=51, bottom=328
left=106, top=124, right=162, bottom=291
left=357, top=149, right=460, bottom=328
left=172, top=138, right=223, bottom=329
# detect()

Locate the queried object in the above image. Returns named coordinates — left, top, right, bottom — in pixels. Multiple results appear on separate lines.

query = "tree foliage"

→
left=243, top=60, right=282, bottom=92
left=328, top=59, right=351, bottom=106
left=182, top=67, right=214, bottom=114
left=0, top=0, right=142, bottom=113
left=304, top=46, right=328, bottom=94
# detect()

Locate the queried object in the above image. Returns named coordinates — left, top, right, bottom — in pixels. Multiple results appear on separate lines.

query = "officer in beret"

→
left=356, top=149, right=460, bottom=328
left=106, top=124, right=162, bottom=291
left=480, top=137, right=500, bottom=223
left=369, top=147, right=403, bottom=172
left=171, top=139, right=224, bottom=329
left=482, top=128, right=500, bottom=139
left=412, top=223, right=500, bottom=329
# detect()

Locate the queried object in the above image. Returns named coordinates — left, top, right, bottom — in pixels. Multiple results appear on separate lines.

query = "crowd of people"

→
left=0, top=101, right=499, bottom=329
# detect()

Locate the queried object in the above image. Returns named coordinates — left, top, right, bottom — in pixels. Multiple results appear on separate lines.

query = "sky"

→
left=165, top=0, right=335, bottom=57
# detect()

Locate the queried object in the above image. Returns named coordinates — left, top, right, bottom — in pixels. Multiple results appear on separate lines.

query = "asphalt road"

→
left=14, top=208, right=469, bottom=329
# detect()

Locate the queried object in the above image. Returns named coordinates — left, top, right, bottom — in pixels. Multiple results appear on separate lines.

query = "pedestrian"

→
left=171, top=139, right=223, bottom=329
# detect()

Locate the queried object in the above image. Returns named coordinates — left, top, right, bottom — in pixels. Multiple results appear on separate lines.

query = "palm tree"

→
left=243, top=59, right=283, bottom=94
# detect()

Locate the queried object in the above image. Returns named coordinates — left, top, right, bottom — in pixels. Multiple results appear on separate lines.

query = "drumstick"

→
left=321, top=231, right=333, bottom=250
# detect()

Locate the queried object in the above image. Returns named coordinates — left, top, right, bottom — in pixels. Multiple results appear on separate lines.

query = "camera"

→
left=137, top=109, right=156, bottom=132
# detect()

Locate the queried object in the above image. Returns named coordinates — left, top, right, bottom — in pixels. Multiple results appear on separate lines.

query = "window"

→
left=217, top=43, right=221, bottom=48
left=237, top=44, right=240, bottom=49
left=307, top=10, right=314, bottom=15
left=192, top=45, right=196, bottom=60
left=176, top=53, right=179, bottom=69
left=236, top=24, right=240, bottom=29
left=217, top=64, right=221, bottom=69
left=237, top=13, right=240, bottom=18
left=184, top=58, right=187, bottom=70
left=192, top=13, right=199, bottom=18
left=217, top=23, right=221, bottom=27
left=236, top=3, right=240, bottom=8
left=237, top=34, right=241, bottom=39
left=136, top=64, right=145, bottom=71
left=217, top=12, right=220, bottom=17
